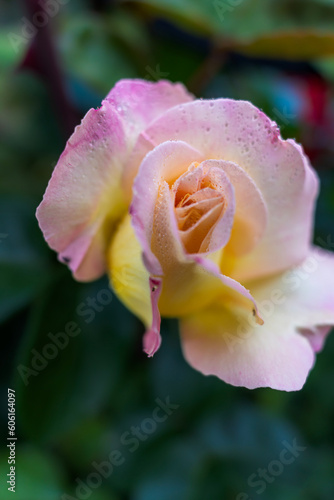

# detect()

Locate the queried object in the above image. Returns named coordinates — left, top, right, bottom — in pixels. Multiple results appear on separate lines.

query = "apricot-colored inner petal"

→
left=180, top=203, right=224, bottom=253
left=176, top=191, right=223, bottom=230
left=172, top=164, right=228, bottom=254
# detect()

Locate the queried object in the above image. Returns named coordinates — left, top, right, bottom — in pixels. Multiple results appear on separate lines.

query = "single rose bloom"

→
left=36, top=79, right=334, bottom=391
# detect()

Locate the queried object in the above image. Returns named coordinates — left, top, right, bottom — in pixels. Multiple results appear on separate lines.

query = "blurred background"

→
left=1, top=0, right=334, bottom=499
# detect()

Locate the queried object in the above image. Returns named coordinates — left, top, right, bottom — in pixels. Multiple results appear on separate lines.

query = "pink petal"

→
left=36, top=101, right=127, bottom=281
left=143, top=99, right=319, bottom=281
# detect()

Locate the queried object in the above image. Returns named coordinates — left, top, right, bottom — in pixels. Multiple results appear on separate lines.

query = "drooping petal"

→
left=143, top=99, right=319, bottom=281
left=180, top=246, right=334, bottom=390
left=36, top=100, right=128, bottom=281
left=143, top=277, right=163, bottom=357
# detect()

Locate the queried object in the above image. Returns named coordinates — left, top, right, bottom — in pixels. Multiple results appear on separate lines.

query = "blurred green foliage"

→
left=1, top=0, right=334, bottom=499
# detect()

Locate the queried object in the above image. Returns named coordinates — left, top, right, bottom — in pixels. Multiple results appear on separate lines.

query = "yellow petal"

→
left=108, top=214, right=151, bottom=327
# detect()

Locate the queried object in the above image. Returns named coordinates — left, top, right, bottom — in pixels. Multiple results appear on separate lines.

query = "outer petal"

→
left=180, top=247, right=334, bottom=390
left=36, top=100, right=127, bottom=281
left=142, top=99, right=319, bottom=281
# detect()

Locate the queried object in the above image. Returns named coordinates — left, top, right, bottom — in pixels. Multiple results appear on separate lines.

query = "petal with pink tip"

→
left=143, top=99, right=319, bottom=281
left=36, top=100, right=128, bottom=281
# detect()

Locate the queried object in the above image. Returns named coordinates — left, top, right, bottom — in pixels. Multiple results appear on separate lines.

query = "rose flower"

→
left=36, top=79, right=334, bottom=391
